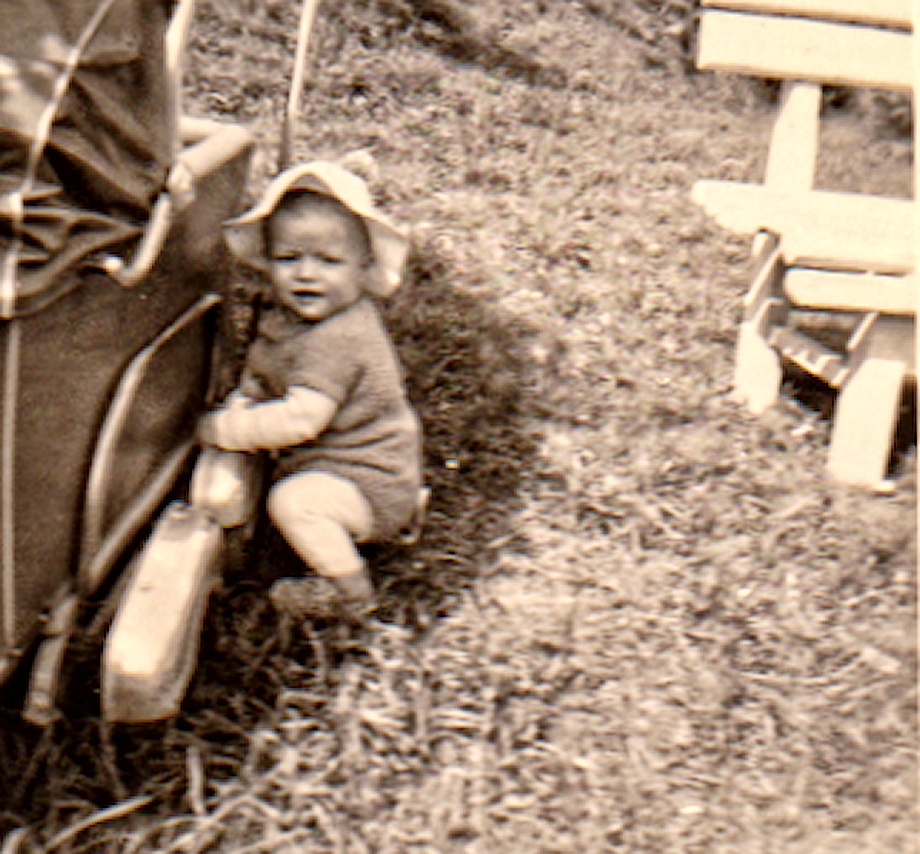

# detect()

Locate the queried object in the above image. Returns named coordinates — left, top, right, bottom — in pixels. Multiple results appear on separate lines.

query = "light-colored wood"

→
left=845, top=310, right=879, bottom=355
left=827, top=315, right=915, bottom=485
left=700, top=0, right=910, bottom=29
left=733, top=242, right=785, bottom=413
left=102, top=503, right=222, bottom=723
left=845, top=313, right=915, bottom=373
left=696, top=0, right=917, bottom=490
left=784, top=269, right=917, bottom=314
left=742, top=239, right=783, bottom=316
left=733, top=303, right=785, bottom=413
left=765, top=81, right=821, bottom=192
left=828, top=359, right=907, bottom=484
left=768, top=325, right=850, bottom=387
left=697, top=10, right=913, bottom=90
left=692, top=181, right=915, bottom=273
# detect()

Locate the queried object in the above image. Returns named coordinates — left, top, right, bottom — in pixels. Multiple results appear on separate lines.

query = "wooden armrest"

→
left=692, top=181, right=915, bottom=273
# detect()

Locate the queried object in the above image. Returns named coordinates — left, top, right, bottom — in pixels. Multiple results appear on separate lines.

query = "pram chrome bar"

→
left=1, top=320, right=21, bottom=653
left=23, top=591, right=79, bottom=726
left=102, top=0, right=200, bottom=288
left=104, top=121, right=255, bottom=289
left=280, top=0, right=322, bottom=170
left=80, top=293, right=222, bottom=596
left=165, top=0, right=198, bottom=156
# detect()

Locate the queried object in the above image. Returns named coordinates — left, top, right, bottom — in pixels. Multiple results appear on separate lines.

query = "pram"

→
left=0, top=0, right=256, bottom=723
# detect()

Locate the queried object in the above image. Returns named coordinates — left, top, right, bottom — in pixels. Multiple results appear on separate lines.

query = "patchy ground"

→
left=0, top=1, right=916, bottom=852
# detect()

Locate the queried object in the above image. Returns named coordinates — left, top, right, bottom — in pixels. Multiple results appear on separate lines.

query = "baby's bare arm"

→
left=198, top=386, right=337, bottom=451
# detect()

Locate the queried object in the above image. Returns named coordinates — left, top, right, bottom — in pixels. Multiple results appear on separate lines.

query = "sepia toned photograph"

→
left=0, top=1, right=916, bottom=851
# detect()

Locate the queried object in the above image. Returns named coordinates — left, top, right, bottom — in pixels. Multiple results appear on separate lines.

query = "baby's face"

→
left=268, top=196, right=370, bottom=322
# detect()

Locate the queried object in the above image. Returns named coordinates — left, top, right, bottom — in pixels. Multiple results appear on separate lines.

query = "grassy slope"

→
left=3, top=1, right=916, bottom=852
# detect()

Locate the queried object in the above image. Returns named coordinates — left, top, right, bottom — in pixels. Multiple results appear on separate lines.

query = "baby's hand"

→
left=196, top=411, right=221, bottom=447
left=225, top=390, right=254, bottom=410
left=197, top=393, right=249, bottom=447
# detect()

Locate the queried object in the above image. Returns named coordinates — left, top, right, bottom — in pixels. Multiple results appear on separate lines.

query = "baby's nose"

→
left=296, top=256, right=321, bottom=278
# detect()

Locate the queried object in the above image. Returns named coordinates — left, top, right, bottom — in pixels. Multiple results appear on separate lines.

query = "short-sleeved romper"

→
left=243, top=297, right=422, bottom=540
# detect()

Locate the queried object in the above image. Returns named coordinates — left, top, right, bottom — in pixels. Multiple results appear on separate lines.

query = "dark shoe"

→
left=270, top=576, right=341, bottom=622
left=269, top=575, right=376, bottom=625
left=329, top=568, right=375, bottom=605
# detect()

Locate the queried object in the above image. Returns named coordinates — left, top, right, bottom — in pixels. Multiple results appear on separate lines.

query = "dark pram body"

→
left=0, top=0, right=254, bottom=719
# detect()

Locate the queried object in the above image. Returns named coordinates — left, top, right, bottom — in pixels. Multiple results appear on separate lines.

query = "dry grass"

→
left=0, top=1, right=915, bottom=852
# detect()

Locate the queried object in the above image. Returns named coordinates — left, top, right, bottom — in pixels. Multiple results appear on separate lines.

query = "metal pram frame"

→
left=0, top=0, right=256, bottom=723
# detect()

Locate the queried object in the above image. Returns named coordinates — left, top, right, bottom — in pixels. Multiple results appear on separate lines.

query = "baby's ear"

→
left=359, top=264, right=378, bottom=295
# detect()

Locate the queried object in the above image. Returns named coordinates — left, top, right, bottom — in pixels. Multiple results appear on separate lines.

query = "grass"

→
left=0, top=1, right=915, bottom=852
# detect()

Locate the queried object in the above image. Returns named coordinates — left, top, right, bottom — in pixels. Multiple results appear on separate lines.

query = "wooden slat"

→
left=768, top=325, right=850, bottom=387
left=845, top=313, right=916, bottom=373
left=733, top=240, right=785, bottom=414
left=742, top=241, right=783, bottom=314
left=697, top=10, right=912, bottom=90
left=828, top=358, right=906, bottom=485
left=764, top=81, right=821, bottom=191
left=692, top=181, right=915, bottom=273
left=784, top=269, right=917, bottom=314
left=700, top=0, right=911, bottom=29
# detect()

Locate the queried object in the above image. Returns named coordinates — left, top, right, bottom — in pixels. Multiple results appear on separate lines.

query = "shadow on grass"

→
left=180, top=238, right=543, bottom=800
left=199, top=234, right=542, bottom=655
left=0, top=239, right=542, bottom=834
left=324, top=0, right=568, bottom=87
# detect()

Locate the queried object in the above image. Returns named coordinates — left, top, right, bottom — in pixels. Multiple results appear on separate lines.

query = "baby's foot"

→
left=270, top=576, right=340, bottom=622
left=329, top=569, right=375, bottom=610
left=269, top=575, right=375, bottom=626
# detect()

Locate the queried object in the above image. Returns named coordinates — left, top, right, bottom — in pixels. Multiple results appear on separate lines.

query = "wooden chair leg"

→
left=734, top=300, right=785, bottom=415
left=732, top=235, right=785, bottom=415
left=827, top=314, right=915, bottom=486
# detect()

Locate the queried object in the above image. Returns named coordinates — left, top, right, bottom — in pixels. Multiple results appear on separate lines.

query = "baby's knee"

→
left=266, top=478, right=312, bottom=531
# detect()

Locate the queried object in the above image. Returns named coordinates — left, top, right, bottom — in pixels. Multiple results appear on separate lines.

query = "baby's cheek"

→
left=358, top=267, right=377, bottom=294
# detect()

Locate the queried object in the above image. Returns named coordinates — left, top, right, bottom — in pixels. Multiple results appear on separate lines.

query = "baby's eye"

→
left=273, top=251, right=302, bottom=263
left=317, top=253, right=342, bottom=264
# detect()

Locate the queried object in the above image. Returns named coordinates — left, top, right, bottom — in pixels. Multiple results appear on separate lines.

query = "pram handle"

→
left=101, top=0, right=201, bottom=288
left=102, top=194, right=173, bottom=287
left=103, top=120, right=255, bottom=288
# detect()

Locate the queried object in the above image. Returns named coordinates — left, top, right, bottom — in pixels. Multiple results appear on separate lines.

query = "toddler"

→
left=198, top=161, right=422, bottom=620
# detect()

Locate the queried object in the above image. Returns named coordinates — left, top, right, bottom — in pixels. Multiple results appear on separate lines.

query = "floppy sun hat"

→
left=224, top=161, right=409, bottom=298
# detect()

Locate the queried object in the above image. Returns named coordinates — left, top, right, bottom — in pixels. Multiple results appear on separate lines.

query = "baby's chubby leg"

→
left=266, top=470, right=375, bottom=609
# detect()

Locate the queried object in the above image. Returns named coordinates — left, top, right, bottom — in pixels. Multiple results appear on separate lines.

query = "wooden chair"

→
left=691, top=0, right=917, bottom=488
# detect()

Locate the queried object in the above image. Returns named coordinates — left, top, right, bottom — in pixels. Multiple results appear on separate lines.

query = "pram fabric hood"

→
left=0, top=0, right=174, bottom=315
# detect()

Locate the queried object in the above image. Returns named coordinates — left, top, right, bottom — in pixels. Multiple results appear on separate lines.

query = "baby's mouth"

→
left=292, top=287, right=324, bottom=300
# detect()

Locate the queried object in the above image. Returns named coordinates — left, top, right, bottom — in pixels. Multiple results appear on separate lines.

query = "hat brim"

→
left=224, top=162, right=408, bottom=297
